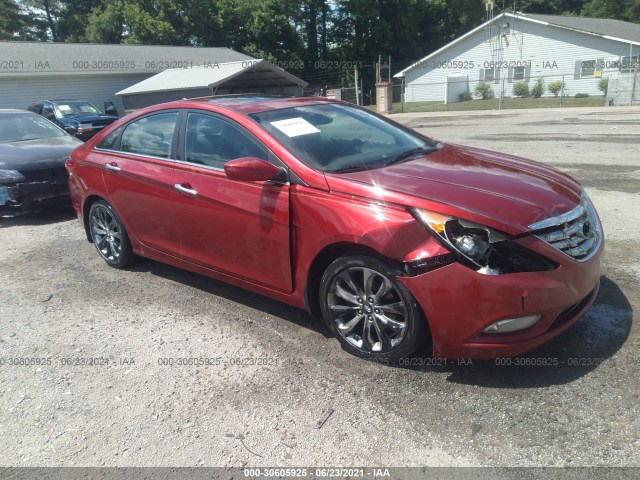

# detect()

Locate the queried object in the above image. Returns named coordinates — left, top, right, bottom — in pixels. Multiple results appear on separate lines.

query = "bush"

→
left=474, top=82, right=495, bottom=100
left=458, top=91, right=472, bottom=102
left=548, top=80, right=565, bottom=97
left=531, top=78, right=546, bottom=98
left=598, top=78, right=609, bottom=96
left=575, top=93, right=590, bottom=98
left=512, top=81, right=530, bottom=98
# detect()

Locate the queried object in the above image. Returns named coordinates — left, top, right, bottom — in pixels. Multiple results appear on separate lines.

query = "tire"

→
left=319, top=255, right=427, bottom=361
left=88, top=200, right=133, bottom=268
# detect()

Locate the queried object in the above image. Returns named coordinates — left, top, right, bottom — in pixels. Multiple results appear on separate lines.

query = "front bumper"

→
left=0, top=179, right=69, bottom=213
left=399, top=242, right=603, bottom=359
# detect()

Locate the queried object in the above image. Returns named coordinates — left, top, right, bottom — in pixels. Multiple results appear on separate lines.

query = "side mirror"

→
left=224, top=157, right=283, bottom=182
left=104, top=101, right=120, bottom=117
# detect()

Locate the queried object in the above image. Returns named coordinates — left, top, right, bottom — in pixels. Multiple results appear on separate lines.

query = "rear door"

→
left=99, top=111, right=180, bottom=253
left=171, top=110, right=292, bottom=292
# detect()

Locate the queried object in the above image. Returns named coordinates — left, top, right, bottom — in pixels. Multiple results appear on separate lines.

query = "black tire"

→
left=319, top=255, right=427, bottom=361
left=88, top=200, right=133, bottom=268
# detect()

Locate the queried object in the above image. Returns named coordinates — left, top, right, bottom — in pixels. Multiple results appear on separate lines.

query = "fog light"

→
left=483, top=315, right=541, bottom=334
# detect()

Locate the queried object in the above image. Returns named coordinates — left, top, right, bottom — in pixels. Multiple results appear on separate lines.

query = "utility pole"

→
left=354, top=66, right=361, bottom=106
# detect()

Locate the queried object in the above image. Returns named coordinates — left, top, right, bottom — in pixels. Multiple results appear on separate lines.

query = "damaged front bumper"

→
left=399, top=240, right=603, bottom=359
left=0, top=169, right=69, bottom=213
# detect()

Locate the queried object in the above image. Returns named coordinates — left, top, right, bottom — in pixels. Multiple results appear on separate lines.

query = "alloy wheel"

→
left=327, top=267, right=409, bottom=353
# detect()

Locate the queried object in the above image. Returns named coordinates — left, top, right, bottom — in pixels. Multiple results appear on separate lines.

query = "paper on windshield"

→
left=270, top=117, right=320, bottom=137
left=58, top=105, right=71, bottom=112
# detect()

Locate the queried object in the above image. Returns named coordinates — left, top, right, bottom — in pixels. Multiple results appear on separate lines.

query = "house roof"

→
left=0, top=41, right=253, bottom=75
left=395, top=12, right=640, bottom=77
left=524, top=14, right=640, bottom=44
left=116, top=59, right=308, bottom=96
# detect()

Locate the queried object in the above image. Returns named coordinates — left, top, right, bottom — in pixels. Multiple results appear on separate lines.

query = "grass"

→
left=365, top=95, right=606, bottom=114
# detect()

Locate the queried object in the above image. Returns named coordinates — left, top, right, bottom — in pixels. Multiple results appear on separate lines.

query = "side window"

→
left=42, top=104, right=56, bottom=121
left=97, top=126, right=123, bottom=150
left=184, top=112, right=267, bottom=170
left=121, top=112, right=178, bottom=158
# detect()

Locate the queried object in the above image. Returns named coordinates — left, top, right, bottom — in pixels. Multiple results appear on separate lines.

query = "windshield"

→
left=251, top=103, right=435, bottom=173
left=54, top=101, right=101, bottom=118
left=0, top=112, right=66, bottom=143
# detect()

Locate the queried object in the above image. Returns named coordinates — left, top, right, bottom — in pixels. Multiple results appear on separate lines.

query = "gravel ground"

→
left=0, top=106, right=639, bottom=470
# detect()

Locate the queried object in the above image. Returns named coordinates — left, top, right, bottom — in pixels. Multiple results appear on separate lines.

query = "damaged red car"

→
left=66, top=96, right=603, bottom=360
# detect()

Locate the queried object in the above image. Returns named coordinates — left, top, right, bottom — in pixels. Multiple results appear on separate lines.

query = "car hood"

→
left=0, top=136, right=82, bottom=172
left=324, top=143, right=582, bottom=234
left=64, top=114, right=119, bottom=124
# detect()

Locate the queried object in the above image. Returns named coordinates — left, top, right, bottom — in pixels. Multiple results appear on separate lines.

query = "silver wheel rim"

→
left=90, top=205, right=122, bottom=263
left=327, top=266, right=409, bottom=353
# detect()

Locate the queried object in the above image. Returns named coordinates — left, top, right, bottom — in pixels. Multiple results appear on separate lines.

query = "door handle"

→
left=174, top=183, right=197, bottom=197
left=105, top=163, right=121, bottom=172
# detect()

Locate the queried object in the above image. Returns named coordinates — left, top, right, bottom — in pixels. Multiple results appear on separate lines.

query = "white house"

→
left=395, top=12, right=640, bottom=103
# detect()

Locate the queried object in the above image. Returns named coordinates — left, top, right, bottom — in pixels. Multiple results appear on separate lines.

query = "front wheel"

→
left=319, top=255, right=427, bottom=361
left=88, top=200, right=133, bottom=268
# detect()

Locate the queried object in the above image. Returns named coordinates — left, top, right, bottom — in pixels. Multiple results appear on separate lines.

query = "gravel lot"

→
left=0, top=106, right=639, bottom=470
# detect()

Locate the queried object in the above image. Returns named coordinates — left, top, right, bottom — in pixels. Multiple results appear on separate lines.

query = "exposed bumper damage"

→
left=0, top=167, right=69, bottom=214
left=399, top=246, right=603, bottom=359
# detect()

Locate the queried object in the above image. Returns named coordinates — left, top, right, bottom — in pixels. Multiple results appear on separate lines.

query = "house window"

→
left=484, top=68, right=495, bottom=82
left=513, top=66, right=525, bottom=81
left=580, top=60, right=596, bottom=78
left=480, top=68, right=501, bottom=84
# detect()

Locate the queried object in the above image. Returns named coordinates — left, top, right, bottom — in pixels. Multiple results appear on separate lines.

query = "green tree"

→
left=582, top=0, right=640, bottom=22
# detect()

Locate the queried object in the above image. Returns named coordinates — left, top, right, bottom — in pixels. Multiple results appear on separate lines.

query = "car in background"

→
left=66, top=96, right=603, bottom=361
left=0, top=109, right=82, bottom=214
left=27, top=99, right=120, bottom=141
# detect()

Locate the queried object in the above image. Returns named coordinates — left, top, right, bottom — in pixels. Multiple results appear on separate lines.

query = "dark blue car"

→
left=27, top=99, right=120, bottom=142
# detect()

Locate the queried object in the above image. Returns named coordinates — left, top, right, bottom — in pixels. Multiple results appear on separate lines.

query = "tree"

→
left=598, top=77, right=609, bottom=95
left=548, top=80, right=566, bottom=96
left=513, top=81, right=530, bottom=97
left=474, top=81, right=495, bottom=99
left=531, top=77, right=546, bottom=97
left=582, top=0, right=640, bottom=23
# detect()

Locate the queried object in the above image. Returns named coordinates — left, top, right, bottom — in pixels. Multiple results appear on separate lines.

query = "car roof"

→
left=167, top=95, right=338, bottom=115
left=0, top=109, right=35, bottom=114
left=36, top=99, right=93, bottom=103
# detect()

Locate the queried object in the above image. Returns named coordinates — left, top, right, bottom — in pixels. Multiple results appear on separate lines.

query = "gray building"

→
left=116, top=59, right=308, bottom=112
left=395, top=12, right=640, bottom=103
left=0, top=42, right=254, bottom=113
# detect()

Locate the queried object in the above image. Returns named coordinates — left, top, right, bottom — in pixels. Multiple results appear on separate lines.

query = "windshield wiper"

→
left=328, top=164, right=371, bottom=174
left=383, top=145, right=441, bottom=167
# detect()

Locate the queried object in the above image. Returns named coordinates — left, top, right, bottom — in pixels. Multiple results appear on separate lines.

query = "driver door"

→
left=171, top=111, right=292, bottom=292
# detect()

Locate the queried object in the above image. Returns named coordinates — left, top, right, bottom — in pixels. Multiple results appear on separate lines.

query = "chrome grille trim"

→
left=528, top=192, right=602, bottom=262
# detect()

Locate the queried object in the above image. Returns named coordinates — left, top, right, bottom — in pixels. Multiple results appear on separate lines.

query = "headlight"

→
left=0, top=169, right=26, bottom=184
left=77, top=123, right=93, bottom=132
left=412, top=208, right=558, bottom=275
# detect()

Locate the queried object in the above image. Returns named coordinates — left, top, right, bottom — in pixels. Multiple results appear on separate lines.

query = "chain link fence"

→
left=387, top=71, right=639, bottom=114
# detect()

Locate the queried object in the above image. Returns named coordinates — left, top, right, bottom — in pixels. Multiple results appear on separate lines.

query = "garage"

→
left=0, top=41, right=255, bottom=114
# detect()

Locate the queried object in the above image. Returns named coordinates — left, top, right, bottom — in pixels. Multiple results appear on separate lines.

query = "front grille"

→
left=529, top=193, right=602, bottom=262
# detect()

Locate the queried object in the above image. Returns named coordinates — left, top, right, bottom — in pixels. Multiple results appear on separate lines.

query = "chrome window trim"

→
left=93, top=147, right=177, bottom=163
left=174, top=158, right=223, bottom=172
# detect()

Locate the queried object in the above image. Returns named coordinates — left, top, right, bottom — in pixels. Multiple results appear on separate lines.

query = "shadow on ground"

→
left=128, top=256, right=331, bottom=338
left=0, top=203, right=76, bottom=227
left=398, top=275, right=633, bottom=388
left=126, top=256, right=632, bottom=388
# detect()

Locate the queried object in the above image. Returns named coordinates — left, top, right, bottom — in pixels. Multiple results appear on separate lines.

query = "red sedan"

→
left=66, top=96, right=603, bottom=361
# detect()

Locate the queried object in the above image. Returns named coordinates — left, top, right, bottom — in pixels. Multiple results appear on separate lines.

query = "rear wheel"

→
left=88, top=200, right=133, bottom=268
left=320, top=255, right=427, bottom=361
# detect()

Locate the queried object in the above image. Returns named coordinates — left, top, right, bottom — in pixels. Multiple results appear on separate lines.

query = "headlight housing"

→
left=0, top=169, right=26, bottom=184
left=412, top=208, right=558, bottom=275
